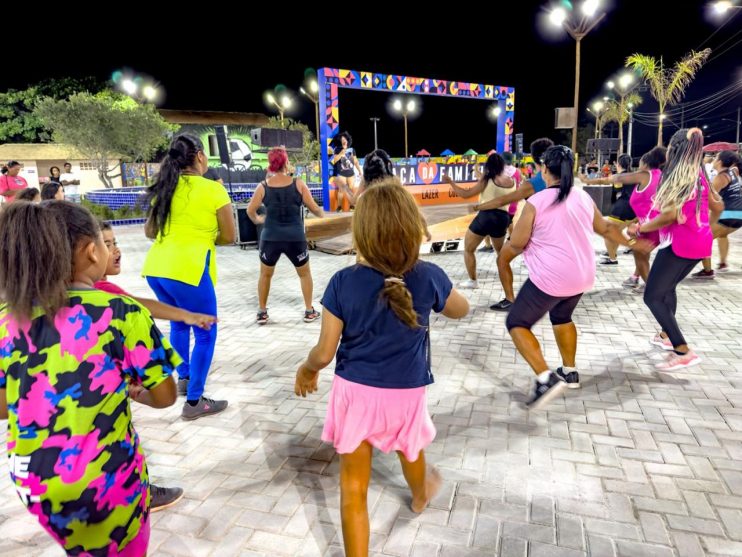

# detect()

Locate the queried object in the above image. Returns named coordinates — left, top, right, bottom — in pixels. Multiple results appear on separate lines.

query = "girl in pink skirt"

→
left=295, top=178, right=469, bottom=557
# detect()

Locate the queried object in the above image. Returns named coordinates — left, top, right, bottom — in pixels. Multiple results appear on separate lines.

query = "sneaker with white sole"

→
left=600, top=257, right=619, bottom=265
left=459, top=279, right=478, bottom=289
left=181, top=397, right=228, bottom=420
left=691, top=269, right=715, bottom=279
left=150, top=485, right=184, bottom=512
left=526, top=373, right=567, bottom=410
left=717, top=263, right=730, bottom=273
left=555, top=367, right=580, bottom=388
left=303, top=308, right=321, bottom=323
left=650, top=334, right=674, bottom=351
left=256, top=310, right=269, bottom=325
left=622, top=275, right=639, bottom=288
left=655, top=350, right=702, bottom=371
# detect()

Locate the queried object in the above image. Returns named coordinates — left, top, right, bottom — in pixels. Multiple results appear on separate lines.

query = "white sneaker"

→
left=459, top=279, right=478, bottom=289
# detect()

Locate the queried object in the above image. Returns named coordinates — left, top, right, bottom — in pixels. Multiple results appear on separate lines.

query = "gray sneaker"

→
left=181, top=397, right=228, bottom=420
left=177, top=378, right=189, bottom=396
left=150, top=484, right=184, bottom=512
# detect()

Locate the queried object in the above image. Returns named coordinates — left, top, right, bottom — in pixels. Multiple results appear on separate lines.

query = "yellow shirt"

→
left=142, top=176, right=231, bottom=286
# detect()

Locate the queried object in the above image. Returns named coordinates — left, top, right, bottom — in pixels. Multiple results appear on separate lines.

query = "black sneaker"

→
left=623, top=248, right=634, bottom=255
left=691, top=269, right=715, bottom=280
left=150, top=484, right=184, bottom=512
left=177, top=378, right=189, bottom=396
left=555, top=367, right=580, bottom=389
left=526, top=373, right=567, bottom=410
left=477, top=246, right=495, bottom=253
left=600, top=257, right=618, bottom=265
left=490, top=298, right=514, bottom=312
left=256, top=310, right=269, bottom=325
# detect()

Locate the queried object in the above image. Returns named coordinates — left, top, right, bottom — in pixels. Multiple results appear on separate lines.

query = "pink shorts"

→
left=322, top=375, right=436, bottom=462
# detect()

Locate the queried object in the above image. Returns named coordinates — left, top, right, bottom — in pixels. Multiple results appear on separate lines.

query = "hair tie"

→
left=385, top=277, right=405, bottom=286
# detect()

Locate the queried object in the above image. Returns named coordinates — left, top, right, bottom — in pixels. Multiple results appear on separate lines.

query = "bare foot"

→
left=411, top=466, right=443, bottom=513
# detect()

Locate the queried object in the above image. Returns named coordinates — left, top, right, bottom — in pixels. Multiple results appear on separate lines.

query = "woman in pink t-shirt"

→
left=0, top=161, right=28, bottom=203
left=628, top=128, right=724, bottom=371
left=499, top=145, right=649, bottom=410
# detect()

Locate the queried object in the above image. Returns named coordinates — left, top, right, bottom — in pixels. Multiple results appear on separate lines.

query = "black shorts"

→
left=333, top=169, right=355, bottom=179
left=469, top=209, right=511, bottom=238
left=506, top=279, right=583, bottom=331
left=719, top=218, right=742, bottom=229
left=609, top=198, right=636, bottom=222
left=259, top=240, right=309, bottom=267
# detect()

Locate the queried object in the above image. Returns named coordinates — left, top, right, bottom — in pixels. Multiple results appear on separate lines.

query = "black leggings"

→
left=506, top=279, right=583, bottom=331
left=643, top=247, right=700, bottom=348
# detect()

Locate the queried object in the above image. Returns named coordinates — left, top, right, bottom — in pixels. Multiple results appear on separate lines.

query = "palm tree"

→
left=625, top=49, right=711, bottom=146
left=601, top=92, right=643, bottom=154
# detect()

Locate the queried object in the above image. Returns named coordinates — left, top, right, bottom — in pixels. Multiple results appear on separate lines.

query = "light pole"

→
left=721, top=107, right=741, bottom=146
left=265, top=92, right=293, bottom=126
left=392, top=98, right=418, bottom=158
left=587, top=100, right=605, bottom=166
left=606, top=72, right=638, bottom=154
left=627, top=102, right=635, bottom=158
left=370, top=117, right=380, bottom=150
left=547, top=0, right=606, bottom=158
left=300, top=80, right=320, bottom=146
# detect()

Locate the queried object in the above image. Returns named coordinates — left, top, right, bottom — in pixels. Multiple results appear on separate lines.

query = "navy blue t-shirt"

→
left=321, top=261, right=453, bottom=389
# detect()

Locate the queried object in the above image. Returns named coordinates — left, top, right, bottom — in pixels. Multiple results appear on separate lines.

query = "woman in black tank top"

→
left=693, top=150, right=742, bottom=277
left=247, top=148, right=325, bottom=324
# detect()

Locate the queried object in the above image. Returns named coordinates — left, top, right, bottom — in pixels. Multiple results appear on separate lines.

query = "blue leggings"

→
left=146, top=256, right=217, bottom=400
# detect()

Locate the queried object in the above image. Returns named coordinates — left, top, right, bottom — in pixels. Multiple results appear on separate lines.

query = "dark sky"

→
left=6, top=3, right=741, bottom=159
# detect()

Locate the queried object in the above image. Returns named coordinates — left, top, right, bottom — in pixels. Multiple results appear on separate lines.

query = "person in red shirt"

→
left=0, top=161, right=28, bottom=203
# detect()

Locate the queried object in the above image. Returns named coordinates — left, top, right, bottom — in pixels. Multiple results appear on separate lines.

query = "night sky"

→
left=6, top=2, right=741, bottom=159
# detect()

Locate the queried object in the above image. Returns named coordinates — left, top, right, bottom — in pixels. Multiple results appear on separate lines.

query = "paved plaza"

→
left=3, top=221, right=742, bottom=557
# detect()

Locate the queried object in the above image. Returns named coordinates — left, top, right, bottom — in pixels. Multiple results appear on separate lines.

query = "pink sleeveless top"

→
left=630, top=169, right=662, bottom=246
left=658, top=172, right=712, bottom=260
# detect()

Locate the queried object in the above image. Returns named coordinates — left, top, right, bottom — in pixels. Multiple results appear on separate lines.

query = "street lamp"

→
left=391, top=97, right=419, bottom=158
left=265, top=92, right=293, bottom=125
left=300, top=79, right=320, bottom=147
left=712, top=1, right=742, bottom=13
left=587, top=100, right=606, bottom=165
left=605, top=72, right=638, bottom=154
left=545, top=0, right=607, bottom=158
left=116, top=73, right=161, bottom=104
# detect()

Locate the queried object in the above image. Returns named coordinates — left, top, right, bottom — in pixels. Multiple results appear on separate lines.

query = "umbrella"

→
left=464, top=149, right=478, bottom=156
left=703, top=141, right=738, bottom=153
left=416, top=149, right=431, bottom=156
left=440, top=149, right=455, bottom=156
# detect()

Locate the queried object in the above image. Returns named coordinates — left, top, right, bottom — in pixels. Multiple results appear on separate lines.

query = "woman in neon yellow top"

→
left=142, top=134, right=236, bottom=421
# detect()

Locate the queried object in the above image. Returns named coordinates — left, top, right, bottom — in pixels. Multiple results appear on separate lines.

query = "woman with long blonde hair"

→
left=628, top=128, right=724, bottom=370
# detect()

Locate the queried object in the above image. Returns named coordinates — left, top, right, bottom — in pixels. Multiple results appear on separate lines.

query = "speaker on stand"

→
left=215, top=125, right=234, bottom=196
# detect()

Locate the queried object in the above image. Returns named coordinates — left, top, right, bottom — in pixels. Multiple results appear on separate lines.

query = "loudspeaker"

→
left=554, top=107, right=576, bottom=129
left=251, top=128, right=304, bottom=150
left=215, top=125, right=231, bottom=165
left=515, top=133, right=524, bottom=157
left=233, top=203, right=260, bottom=245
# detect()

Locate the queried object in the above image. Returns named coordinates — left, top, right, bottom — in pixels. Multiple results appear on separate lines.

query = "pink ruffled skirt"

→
left=322, top=375, right=436, bottom=462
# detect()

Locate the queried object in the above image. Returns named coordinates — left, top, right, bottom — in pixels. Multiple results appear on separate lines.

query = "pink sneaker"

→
left=650, top=334, right=673, bottom=351
left=655, top=350, right=701, bottom=371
